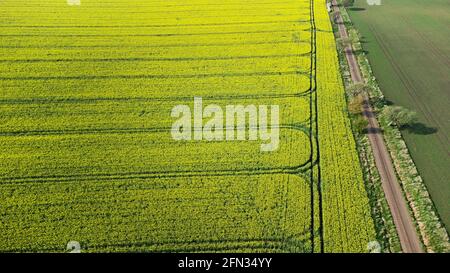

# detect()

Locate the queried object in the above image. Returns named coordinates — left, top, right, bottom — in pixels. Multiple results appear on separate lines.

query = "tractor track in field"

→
left=0, top=7, right=304, bottom=16
left=0, top=158, right=315, bottom=185
left=0, top=40, right=310, bottom=49
left=308, top=0, right=323, bottom=253
left=0, top=20, right=308, bottom=28
left=2, top=234, right=312, bottom=253
left=0, top=28, right=306, bottom=38
left=0, top=53, right=311, bottom=63
left=0, top=91, right=311, bottom=104
left=331, top=0, right=423, bottom=253
left=0, top=70, right=310, bottom=81
left=404, top=19, right=450, bottom=67
left=0, top=122, right=312, bottom=137
left=6, top=13, right=309, bottom=21
left=3, top=1, right=301, bottom=9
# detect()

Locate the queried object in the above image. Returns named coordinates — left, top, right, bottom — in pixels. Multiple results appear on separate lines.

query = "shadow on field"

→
left=354, top=49, right=369, bottom=55
left=348, top=7, right=366, bottom=12
left=402, top=123, right=438, bottom=135
left=359, top=36, right=369, bottom=44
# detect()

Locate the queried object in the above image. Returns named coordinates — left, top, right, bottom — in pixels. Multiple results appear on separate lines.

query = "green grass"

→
left=347, top=0, right=450, bottom=232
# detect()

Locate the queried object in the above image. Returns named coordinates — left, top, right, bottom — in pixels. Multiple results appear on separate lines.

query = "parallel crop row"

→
left=0, top=0, right=376, bottom=253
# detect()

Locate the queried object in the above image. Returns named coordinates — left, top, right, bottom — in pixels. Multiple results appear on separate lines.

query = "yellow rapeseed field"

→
left=0, top=0, right=375, bottom=252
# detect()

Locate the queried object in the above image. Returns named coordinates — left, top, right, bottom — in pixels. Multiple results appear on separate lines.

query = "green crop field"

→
left=347, top=0, right=450, bottom=232
left=0, top=0, right=375, bottom=252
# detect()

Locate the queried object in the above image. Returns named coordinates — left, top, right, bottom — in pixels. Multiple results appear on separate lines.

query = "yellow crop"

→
left=0, top=0, right=376, bottom=252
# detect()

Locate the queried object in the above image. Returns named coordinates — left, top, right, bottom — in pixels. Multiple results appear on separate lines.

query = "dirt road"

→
left=331, top=0, right=424, bottom=253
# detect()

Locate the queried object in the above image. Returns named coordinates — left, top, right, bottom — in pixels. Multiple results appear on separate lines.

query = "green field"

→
left=0, top=0, right=375, bottom=252
left=347, top=0, right=450, bottom=231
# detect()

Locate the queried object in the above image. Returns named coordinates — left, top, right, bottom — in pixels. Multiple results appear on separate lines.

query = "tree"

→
left=347, top=83, right=372, bottom=97
left=337, top=37, right=353, bottom=48
left=371, top=95, right=386, bottom=109
left=382, top=106, right=418, bottom=127
left=353, top=115, right=369, bottom=134
left=347, top=94, right=368, bottom=134
left=342, top=0, right=355, bottom=7
left=348, top=94, right=364, bottom=115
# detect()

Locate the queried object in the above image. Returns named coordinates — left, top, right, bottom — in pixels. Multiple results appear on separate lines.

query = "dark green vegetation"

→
left=348, top=0, right=450, bottom=231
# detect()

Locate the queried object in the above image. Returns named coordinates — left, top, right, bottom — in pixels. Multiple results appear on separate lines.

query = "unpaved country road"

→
left=331, top=0, right=424, bottom=253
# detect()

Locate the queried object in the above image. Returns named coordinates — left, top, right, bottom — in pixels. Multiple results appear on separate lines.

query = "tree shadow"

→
left=354, top=49, right=369, bottom=55
left=366, top=127, right=383, bottom=134
left=402, top=123, right=438, bottom=135
left=348, top=7, right=366, bottom=11
left=358, top=36, right=369, bottom=44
